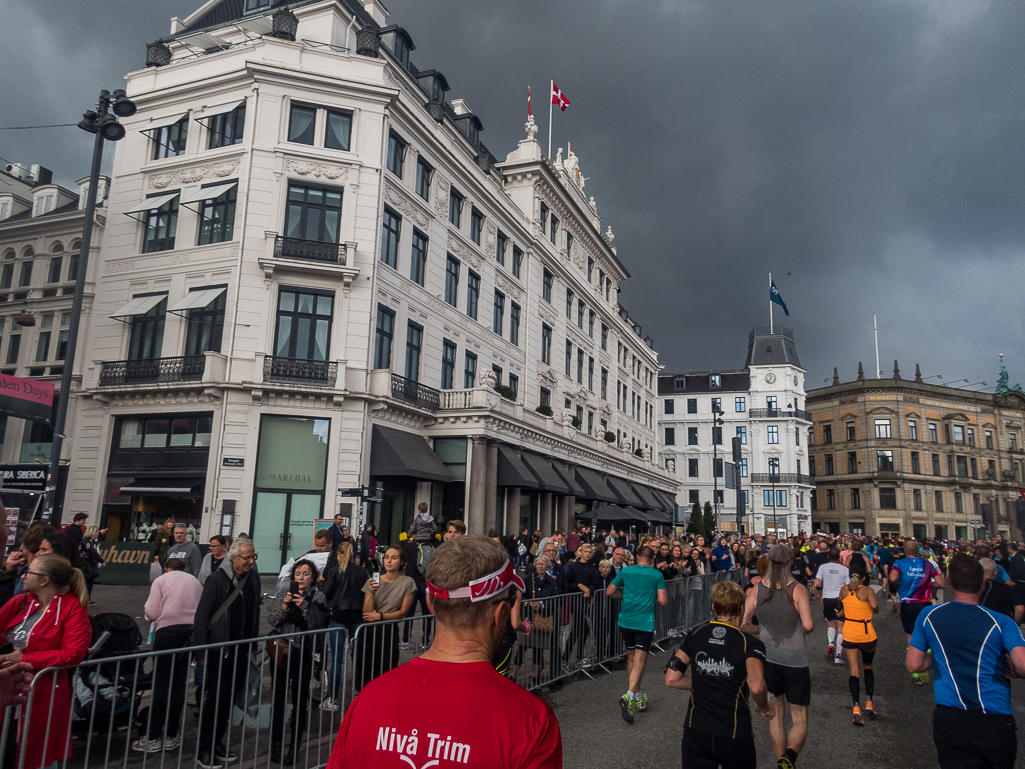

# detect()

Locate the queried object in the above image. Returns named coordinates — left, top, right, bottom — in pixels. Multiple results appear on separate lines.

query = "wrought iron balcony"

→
left=391, top=373, right=440, bottom=411
left=264, top=355, right=337, bottom=386
left=273, top=235, right=346, bottom=265
left=749, top=407, right=811, bottom=421
left=99, top=355, right=206, bottom=386
left=750, top=473, right=815, bottom=486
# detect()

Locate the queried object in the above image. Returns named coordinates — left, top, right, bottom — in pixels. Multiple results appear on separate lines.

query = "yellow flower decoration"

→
left=398, top=532, right=408, bottom=541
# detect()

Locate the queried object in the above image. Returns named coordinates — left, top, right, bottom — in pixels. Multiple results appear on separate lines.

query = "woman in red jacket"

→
left=0, top=554, right=92, bottom=769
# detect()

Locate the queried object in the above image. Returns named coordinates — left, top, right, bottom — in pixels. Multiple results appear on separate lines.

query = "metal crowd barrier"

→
left=1, top=571, right=739, bottom=769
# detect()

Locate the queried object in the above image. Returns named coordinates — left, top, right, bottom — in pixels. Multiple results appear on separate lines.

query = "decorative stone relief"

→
left=149, top=160, right=240, bottom=189
left=384, top=186, right=430, bottom=229
left=434, top=176, right=450, bottom=216
left=105, top=260, right=137, bottom=275
left=571, top=242, right=586, bottom=271
left=539, top=368, right=558, bottom=387
left=447, top=235, right=481, bottom=270
left=478, top=367, right=496, bottom=389
left=619, top=437, right=630, bottom=451
left=285, top=158, right=351, bottom=181
left=485, top=222, right=497, bottom=253
left=495, top=273, right=522, bottom=300
left=666, top=459, right=676, bottom=473
left=538, top=304, right=556, bottom=326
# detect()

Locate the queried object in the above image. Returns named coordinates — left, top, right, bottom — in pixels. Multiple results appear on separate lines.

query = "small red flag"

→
left=527, top=86, right=532, bottom=117
left=1019, top=489, right=1025, bottom=501
left=551, top=82, right=570, bottom=111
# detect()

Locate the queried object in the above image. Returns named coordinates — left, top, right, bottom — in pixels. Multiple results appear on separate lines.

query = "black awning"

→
left=119, top=477, right=205, bottom=498
left=652, top=490, right=676, bottom=510
left=587, top=504, right=635, bottom=522
left=370, top=424, right=451, bottom=482
left=631, top=484, right=662, bottom=510
left=520, top=451, right=570, bottom=494
left=497, top=445, right=540, bottom=488
left=552, top=462, right=586, bottom=497
left=574, top=467, right=616, bottom=502
left=606, top=476, right=645, bottom=507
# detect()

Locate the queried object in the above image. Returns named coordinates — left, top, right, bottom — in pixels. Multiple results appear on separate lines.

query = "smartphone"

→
left=289, top=580, right=299, bottom=595
left=373, top=572, right=381, bottom=582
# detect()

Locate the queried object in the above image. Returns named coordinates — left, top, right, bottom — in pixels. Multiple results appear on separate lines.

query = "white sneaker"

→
left=320, top=698, right=340, bottom=712
left=399, top=642, right=411, bottom=651
left=131, top=738, right=164, bottom=754
left=164, top=735, right=181, bottom=751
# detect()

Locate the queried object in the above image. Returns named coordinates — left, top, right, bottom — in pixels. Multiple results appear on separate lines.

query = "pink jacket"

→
left=145, top=570, right=203, bottom=630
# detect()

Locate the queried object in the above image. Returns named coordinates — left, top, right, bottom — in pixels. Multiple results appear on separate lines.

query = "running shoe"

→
left=777, top=758, right=795, bottom=769
left=320, top=698, right=340, bottom=712
left=919, top=670, right=931, bottom=683
left=833, top=656, right=845, bottom=667
left=636, top=693, right=648, bottom=712
left=826, top=644, right=834, bottom=660
left=131, top=738, right=165, bottom=754
left=912, top=673, right=923, bottom=686
left=619, top=695, right=634, bottom=724
left=852, top=706, right=864, bottom=726
left=864, top=700, right=877, bottom=719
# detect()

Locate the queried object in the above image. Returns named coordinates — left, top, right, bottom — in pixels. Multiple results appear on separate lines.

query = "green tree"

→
left=688, top=501, right=704, bottom=538
left=703, top=501, right=716, bottom=537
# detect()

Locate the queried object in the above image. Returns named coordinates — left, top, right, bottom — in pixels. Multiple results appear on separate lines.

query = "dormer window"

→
left=414, top=70, right=450, bottom=102
left=379, top=26, right=414, bottom=70
left=709, top=374, right=721, bottom=388
left=245, top=0, right=271, bottom=10
left=34, top=194, right=54, bottom=216
left=453, top=115, right=481, bottom=149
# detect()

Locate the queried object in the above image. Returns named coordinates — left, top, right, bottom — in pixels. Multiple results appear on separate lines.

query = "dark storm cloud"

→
left=3, top=0, right=1023, bottom=387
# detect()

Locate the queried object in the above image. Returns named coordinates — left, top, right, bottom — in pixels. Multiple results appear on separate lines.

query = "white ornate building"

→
left=64, top=0, right=676, bottom=566
left=658, top=327, right=814, bottom=536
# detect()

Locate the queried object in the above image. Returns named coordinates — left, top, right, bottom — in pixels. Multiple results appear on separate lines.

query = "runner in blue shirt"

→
left=907, top=554, right=1025, bottom=769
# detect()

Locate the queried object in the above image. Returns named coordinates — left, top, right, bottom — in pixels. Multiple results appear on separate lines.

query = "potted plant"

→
left=494, top=384, right=516, bottom=400
left=604, top=431, right=616, bottom=443
left=633, top=448, right=644, bottom=458
left=536, top=404, right=553, bottom=417
left=571, top=416, right=582, bottom=429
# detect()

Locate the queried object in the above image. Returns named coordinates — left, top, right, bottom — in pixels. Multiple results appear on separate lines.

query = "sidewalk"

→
left=549, top=587, right=1025, bottom=769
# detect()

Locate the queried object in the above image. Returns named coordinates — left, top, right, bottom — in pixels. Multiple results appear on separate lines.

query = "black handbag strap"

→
left=210, top=573, right=249, bottom=626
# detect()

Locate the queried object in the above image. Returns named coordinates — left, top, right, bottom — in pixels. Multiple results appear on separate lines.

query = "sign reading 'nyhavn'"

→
left=0, top=373, right=54, bottom=424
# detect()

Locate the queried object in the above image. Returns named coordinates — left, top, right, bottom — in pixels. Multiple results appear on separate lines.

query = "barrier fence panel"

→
left=3, top=570, right=741, bottom=769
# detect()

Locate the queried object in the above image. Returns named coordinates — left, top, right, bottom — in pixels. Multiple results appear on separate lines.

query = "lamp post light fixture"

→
left=42, top=88, right=136, bottom=520
left=271, top=7, right=299, bottom=41
left=16, top=312, right=36, bottom=327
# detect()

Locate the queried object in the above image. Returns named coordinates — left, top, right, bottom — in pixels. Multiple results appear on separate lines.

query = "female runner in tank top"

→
left=836, top=573, right=878, bottom=726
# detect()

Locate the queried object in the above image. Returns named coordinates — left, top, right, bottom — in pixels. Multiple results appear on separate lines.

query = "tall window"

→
left=540, top=324, right=552, bottom=364
left=67, top=243, right=80, bottom=282
left=466, top=271, right=480, bottom=320
left=665, top=398, right=675, bottom=414
left=874, top=419, right=891, bottom=438
left=415, top=157, right=433, bottom=201
left=848, top=451, right=858, bottom=473
left=492, top=290, right=504, bottom=335
left=822, top=424, right=833, bottom=444
left=910, top=451, right=921, bottom=474
left=768, top=457, right=780, bottom=479
left=276, top=289, right=333, bottom=361
left=142, top=196, right=179, bottom=253
left=184, top=289, right=226, bottom=355
left=35, top=314, right=52, bottom=361
left=824, top=454, right=834, bottom=475
left=491, top=365, right=503, bottom=386
left=127, top=295, right=167, bottom=361
left=284, top=183, right=343, bottom=243
left=566, top=289, right=574, bottom=319
left=463, top=352, right=477, bottom=388
left=387, top=132, right=407, bottom=177
left=765, top=395, right=776, bottom=410
left=735, top=397, right=746, bottom=412
left=601, top=324, right=608, bottom=350
left=601, top=368, right=608, bottom=400
left=577, top=350, right=584, bottom=385
left=688, top=459, right=699, bottom=477
left=325, top=109, right=352, bottom=151
left=18, top=259, right=32, bottom=288
left=588, top=357, right=594, bottom=391
left=448, top=188, right=463, bottom=226
left=445, top=255, right=460, bottom=306
left=935, top=491, right=944, bottom=512
left=876, top=450, right=893, bottom=471
left=539, top=387, right=551, bottom=408
left=410, top=228, right=428, bottom=286
left=688, top=427, right=698, bottom=445
left=846, top=422, right=856, bottom=440
left=879, top=488, right=897, bottom=509
left=509, top=374, right=518, bottom=399
left=549, top=213, right=559, bottom=243
left=932, top=453, right=941, bottom=475
left=208, top=104, right=246, bottom=148
left=440, top=339, right=456, bottom=389
left=198, top=184, right=237, bottom=245
left=542, top=269, right=553, bottom=302
left=687, top=398, right=697, bottom=414
left=767, top=425, right=779, bottom=444
left=404, top=322, right=422, bottom=382
left=380, top=206, right=401, bottom=268
left=373, top=304, right=395, bottom=369
left=908, top=419, right=918, bottom=440
left=539, top=202, right=549, bottom=232
left=4, top=333, right=19, bottom=365
left=565, top=341, right=573, bottom=376
left=47, top=257, right=62, bottom=284
left=928, top=422, right=938, bottom=442
left=512, top=246, right=523, bottom=278
left=496, top=231, right=507, bottom=265
left=736, top=426, right=747, bottom=444
left=288, top=104, right=316, bottom=144
left=152, top=117, right=188, bottom=160
left=577, top=300, right=584, bottom=329
left=953, top=424, right=964, bottom=443
left=470, top=208, right=484, bottom=245
left=738, top=458, right=748, bottom=477
left=509, top=303, right=520, bottom=345
left=55, top=312, right=70, bottom=360
left=665, top=427, right=676, bottom=445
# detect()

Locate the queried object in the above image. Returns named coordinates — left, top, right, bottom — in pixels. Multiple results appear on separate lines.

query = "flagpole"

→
left=548, top=79, right=553, bottom=159
left=769, top=272, right=773, bottom=334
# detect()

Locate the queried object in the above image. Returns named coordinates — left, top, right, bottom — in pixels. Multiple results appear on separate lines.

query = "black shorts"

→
left=681, top=728, right=756, bottom=769
left=841, top=640, right=877, bottom=652
left=764, top=663, right=811, bottom=707
left=900, top=601, right=930, bottom=635
left=822, top=597, right=841, bottom=621
left=620, top=627, right=654, bottom=652
left=933, top=705, right=1018, bottom=769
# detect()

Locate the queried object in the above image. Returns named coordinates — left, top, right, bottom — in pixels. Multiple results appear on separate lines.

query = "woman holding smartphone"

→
left=267, top=559, right=327, bottom=765
left=355, top=546, right=416, bottom=692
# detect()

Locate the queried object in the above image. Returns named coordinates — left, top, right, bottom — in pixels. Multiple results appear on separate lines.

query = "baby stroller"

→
left=71, top=613, right=150, bottom=740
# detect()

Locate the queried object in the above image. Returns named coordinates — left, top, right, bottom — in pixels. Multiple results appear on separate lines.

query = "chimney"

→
left=361, top=0, right=388, bottom=25
left=450, top=99, right=472, bottom=116
left=30, top=165, right=53, bottom=185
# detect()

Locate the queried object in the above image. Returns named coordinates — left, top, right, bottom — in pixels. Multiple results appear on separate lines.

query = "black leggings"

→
left=681, top=729, right=757, bottom=769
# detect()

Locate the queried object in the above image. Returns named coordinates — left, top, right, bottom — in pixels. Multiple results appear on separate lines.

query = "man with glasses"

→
left=192, top=539, right=261, bottom=769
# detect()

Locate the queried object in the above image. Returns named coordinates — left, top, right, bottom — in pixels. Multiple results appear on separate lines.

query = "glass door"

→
left=287, top=494, right=323, bottom=562
left=253, top=492, right=288, bottom=568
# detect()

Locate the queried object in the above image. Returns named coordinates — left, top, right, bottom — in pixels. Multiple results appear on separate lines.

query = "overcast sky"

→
left=3, top=0, right=1023, bottom=390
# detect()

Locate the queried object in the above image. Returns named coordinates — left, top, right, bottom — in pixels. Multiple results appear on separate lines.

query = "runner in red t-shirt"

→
left=327, top=536, right=562, bottom=769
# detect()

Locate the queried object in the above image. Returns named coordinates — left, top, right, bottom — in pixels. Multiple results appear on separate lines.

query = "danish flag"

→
left=528, top=86, right=532, bottom=117
left=551, top=82, right=571, bottom=111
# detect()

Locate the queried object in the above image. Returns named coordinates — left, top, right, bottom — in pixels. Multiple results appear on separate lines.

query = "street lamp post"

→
left=42, top=89, right=135, bottom=519
left=712, top=404, right=723, bottom=532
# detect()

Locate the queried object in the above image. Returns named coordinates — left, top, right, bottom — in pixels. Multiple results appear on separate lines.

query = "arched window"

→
left=2, top=249, right=14, bottom=261
left=22, top=246, right=34, bottom=258
left=51, top=242, right=64, bottom=253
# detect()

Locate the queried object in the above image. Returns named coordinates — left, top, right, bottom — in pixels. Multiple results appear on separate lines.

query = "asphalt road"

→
left=88, top=580, right=1025, bottom=768
left=547, top=587, right=1025, bottom=769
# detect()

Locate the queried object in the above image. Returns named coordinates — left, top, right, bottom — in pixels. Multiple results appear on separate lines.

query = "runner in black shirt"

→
left=666, top=580, right=772, bottom=769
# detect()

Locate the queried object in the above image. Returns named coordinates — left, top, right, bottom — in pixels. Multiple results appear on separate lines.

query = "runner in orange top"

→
left=836, top=574, right=879, bottom=726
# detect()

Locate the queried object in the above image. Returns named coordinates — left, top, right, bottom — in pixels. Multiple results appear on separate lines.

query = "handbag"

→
left=265, top=638, right=289, bottom=666
left=533, top=614, right=554, bottom=633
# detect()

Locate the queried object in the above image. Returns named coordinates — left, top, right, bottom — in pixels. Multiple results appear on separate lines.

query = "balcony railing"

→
left=391, top=373, right=440, bottom=411
left=99, top=355, right=205, bottom=386
left=750, top=473, right=815, bottom=486
left=749, top=407, right=811, bottom=421
left=273, top=236, right=346, bottom=265
left=264, top=355, right=337, bottom=386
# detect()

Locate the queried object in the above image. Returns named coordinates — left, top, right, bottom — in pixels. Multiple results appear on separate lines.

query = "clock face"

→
left=764, top=372, right=777, bottom=384
left=794, top=375, right=799, bottom=386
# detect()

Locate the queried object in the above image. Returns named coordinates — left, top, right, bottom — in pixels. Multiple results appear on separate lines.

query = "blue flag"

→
left=770, top=280, right=790, bottom=316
